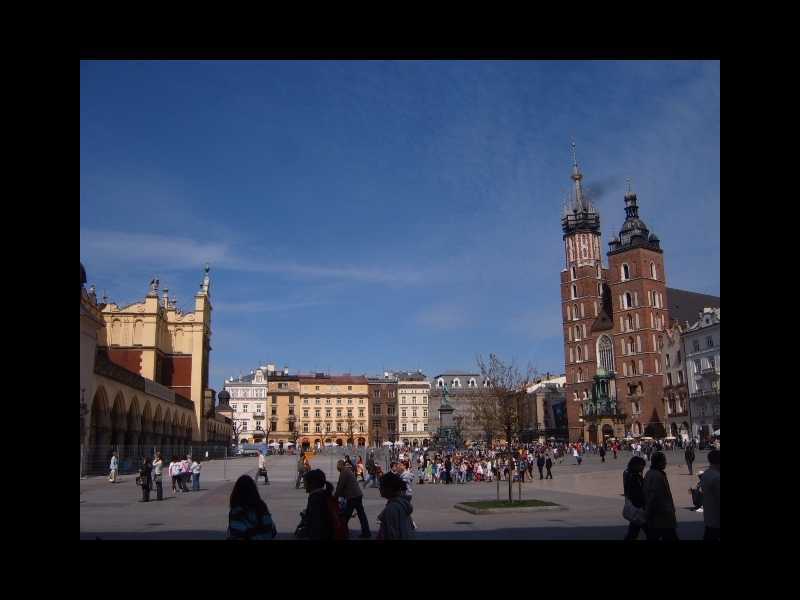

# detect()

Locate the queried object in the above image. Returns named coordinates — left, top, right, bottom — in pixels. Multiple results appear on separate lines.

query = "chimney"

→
left=283, top=366, right=289, bottom=375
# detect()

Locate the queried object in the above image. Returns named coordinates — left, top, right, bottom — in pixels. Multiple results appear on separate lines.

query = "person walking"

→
left=622, top=456, right=648, bottom=541
left=334, top=460, right=371, bottom=538
left=356, top=457, right=365, bottom=482
left=376, top=472, right=414, bottom=540
left=257, top=450, right=270, bottom=485
left=191, top=457, right=201, bottom=491
left=573, top=446, right=582, bottom=466
left=643, top=452, right=678, bottom=541
left=685, top=444, right=696, bottom=475
left=444, top=457, right=452, bottom=485
left=179, top=456, right=191, bottom=492
left=296, top=454, right=307, bottom=489
left=108, top=452, right=119, bottom=483
left=138, top=456, right=153, bottom=502
left=700, top=450, right=720, bottom=541
left=613, top=443, right=618, bottom=460
left=537, top=453, right=546, bottom=480
left=545, top=452, right=553, bottom=479
left=226, top=474, right=277, bottom=540
left=153, top=453, right=164, bottom=501
left=599, top=445, right=606, bottom=463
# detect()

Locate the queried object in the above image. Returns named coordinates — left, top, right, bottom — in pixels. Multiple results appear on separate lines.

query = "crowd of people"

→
left=106, top=436, right=718, bottom=541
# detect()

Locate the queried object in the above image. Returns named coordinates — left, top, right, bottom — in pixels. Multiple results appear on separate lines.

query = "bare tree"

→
left=230, top=418, right=246, bottom=445
left=475, top=353, right=538, bottom=503
left=345, top=413, right=357, bottom=450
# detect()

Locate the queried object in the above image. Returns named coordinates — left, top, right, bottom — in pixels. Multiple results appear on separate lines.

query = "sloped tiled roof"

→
left=666, top=287, right=720, bottom=327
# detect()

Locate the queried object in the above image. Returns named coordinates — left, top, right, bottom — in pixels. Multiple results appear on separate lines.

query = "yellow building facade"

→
left=80, top=264, right=231, bottom=474
left=298, top=375, right=369, bottom=449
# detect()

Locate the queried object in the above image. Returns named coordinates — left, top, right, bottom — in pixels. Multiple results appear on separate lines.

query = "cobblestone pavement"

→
left=80, top=449, right=709, bottom=540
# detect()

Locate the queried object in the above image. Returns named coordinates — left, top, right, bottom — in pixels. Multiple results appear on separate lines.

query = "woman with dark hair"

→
left=138, top=456, right=153, bottom=502
left=643, top=452, right=678, bottom=541
left=622, top=456, right=648, bottom=540
left=227, top=475, right=277, bottom=540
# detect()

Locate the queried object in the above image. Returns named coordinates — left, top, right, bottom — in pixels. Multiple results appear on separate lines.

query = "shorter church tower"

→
left=607, top=183, right=669, bottom=438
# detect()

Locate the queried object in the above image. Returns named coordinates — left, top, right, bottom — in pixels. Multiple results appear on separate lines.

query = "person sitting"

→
left=227, top=474, right=277, bottom=540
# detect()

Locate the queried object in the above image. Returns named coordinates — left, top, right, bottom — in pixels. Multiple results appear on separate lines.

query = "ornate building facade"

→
left=396, top=371, right=430, bottom=447
left=80, top=264, right=231, bottom=474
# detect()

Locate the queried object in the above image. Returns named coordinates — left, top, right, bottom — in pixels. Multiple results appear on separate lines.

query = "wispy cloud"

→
left=213, top=299, right=328, bottom=313
left=80, top=229, right=432, bottom=285
left=415, top=303, right=469, bottom=330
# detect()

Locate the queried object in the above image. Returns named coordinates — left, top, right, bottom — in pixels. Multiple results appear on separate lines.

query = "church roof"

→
left=666, top=288, right=720, bottom=326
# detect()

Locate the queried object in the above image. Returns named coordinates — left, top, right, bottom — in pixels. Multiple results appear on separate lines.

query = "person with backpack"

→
left=685, top=444, right=696, bottom=475
left=226, top=474, right=277, bottom=540
left=376, top=472, right=415, bottom=540
left=334, top=460, right=371, bottom=538
left=643, top=452, right=678, bottom=541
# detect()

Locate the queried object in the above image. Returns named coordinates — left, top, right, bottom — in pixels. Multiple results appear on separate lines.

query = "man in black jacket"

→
left=685, top=444, right=696, bottom=475
left=335, top=460, right=371, bottom=538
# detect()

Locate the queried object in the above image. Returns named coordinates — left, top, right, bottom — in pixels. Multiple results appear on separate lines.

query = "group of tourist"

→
left=129, top=452, right=202, bottom=502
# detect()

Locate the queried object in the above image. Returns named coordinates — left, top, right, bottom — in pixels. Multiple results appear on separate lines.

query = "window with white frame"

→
left=625, top=292, right=633, bottom=309
left=622, top=263, right=630, bottom=280
left=650, top=262, right=657, bottom=279
left=571, top=266, right=576, bottom=280
left=572, top=284, right=578, bottom=299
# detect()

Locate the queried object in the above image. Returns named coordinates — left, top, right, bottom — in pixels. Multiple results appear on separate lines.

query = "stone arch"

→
left=141, top=401, right=154, bottom=449
left=88, top=386, right=111, bottom=473
left=110, top=391, right=127, bottom=447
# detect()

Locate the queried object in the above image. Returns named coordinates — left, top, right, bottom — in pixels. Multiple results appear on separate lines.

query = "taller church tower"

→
left=560, top=144, right=619, bottom=442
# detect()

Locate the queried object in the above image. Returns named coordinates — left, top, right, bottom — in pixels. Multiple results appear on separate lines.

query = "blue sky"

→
left=80, top=60, right=720, bottom=390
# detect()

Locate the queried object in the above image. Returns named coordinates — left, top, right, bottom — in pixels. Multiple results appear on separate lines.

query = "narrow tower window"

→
left=622, top=263, right=630, bottom=281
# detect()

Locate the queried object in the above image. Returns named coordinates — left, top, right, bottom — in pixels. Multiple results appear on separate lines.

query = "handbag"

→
left=622, top=498, right=646, bottom=524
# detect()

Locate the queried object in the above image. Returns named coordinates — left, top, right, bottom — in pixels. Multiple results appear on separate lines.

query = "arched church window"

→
left=622, top=263, right=630, bottom=281
left=625, top=292, right=633, bottom=309
left=598, top=335, right=614, bottom=372
left=650, top=262, right=657, bottom=279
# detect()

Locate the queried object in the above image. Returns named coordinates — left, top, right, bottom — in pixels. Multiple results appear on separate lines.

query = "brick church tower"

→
left=561, top=145, right=668, bottom=442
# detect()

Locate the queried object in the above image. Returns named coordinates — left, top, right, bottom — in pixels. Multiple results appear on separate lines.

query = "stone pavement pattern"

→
left=80, top=449, right=709, bottom=540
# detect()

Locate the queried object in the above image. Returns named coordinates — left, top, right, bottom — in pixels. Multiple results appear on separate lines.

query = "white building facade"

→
left=396, top=372, right=431, bottom=448
left=223, top=365, right=271, bottom=443
left=681, top=308, right=720, bottom=440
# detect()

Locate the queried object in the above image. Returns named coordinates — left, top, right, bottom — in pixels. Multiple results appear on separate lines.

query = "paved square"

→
left=80, top=449, right=709, bottom=539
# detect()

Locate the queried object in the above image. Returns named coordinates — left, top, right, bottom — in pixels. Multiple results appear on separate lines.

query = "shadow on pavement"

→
left=81, top=522, right=705, bottom=541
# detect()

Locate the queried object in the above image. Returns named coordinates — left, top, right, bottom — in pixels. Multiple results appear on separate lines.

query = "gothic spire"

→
left=571, top=141, right=585, bottom=210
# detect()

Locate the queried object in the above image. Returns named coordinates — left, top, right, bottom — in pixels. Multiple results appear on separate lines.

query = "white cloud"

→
left=80, top=229, right=432, bottom=285
left=415, top=303, right=468, bottom=330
